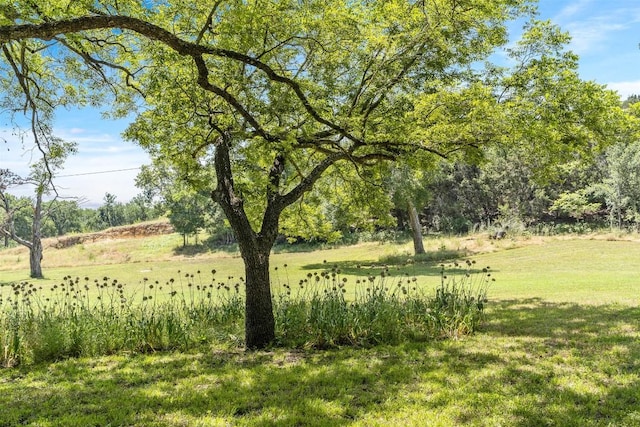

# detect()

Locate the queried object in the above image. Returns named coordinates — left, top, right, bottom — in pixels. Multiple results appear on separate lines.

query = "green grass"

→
left=1, top=230, right=640, bottom=425
left=0, top=300, right=637, bottom=426
left=472, top=239, right=640, bottom=305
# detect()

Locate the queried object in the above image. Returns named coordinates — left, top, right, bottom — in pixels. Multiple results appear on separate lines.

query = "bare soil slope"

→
left=51, top=221, right=174, bottom=249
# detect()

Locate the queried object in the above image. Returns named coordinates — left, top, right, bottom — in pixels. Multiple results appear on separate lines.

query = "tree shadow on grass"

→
left=465, top=299, right=640, bottom=426
left=171, top=241, right=240, bottom=257
left=300, top=253, right=491, bottom=279
left=0, top=299, right=638, bottom=426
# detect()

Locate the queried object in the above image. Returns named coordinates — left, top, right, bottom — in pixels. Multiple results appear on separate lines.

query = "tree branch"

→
left=55, top=36, right=145, bottom=98
left=193, top=55, right=275, bottom=142
left=211, top=132, right=258, bottom=251
left=196, top=1, right=222, bottom=45
left=0, top=15, right=362, bottom=144
left=277, top=151, right=347, bottom=210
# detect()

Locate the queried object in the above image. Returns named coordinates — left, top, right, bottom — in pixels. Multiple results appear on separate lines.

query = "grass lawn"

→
left=0, top=301, right=637, bottom=426
left=1, top=230, right=639, bottom=426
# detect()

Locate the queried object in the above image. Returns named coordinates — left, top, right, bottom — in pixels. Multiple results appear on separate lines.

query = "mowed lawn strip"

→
left=3, top=231, right=640, bottom=305
left=473, top=239, right=640, bottom=305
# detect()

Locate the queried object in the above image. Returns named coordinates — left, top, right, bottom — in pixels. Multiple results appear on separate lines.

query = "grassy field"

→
left=1, top=230, right=639, bottom=426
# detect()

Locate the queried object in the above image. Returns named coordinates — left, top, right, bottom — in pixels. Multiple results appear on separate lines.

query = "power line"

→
left=56, top=167, right=141, bottom=178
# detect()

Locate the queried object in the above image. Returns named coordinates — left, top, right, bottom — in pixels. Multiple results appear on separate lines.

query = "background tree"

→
left=166, top=190, right=210, bottom=247
left=592, top=141, right=640, bottom=229
left=1, top=1, right=629, bottom=348
left=0, top=171, right=29, bottom=247
left=44, top=199, right=84, bottom=236
left=422, top=161, right=494, bottom=233
left=387, top=165, right=431, bottom=253
left=122, top=193, right=157, bottom=224
left=0, top=136, right=76, bottom=278
left=98, top=193, right=125, bottom=228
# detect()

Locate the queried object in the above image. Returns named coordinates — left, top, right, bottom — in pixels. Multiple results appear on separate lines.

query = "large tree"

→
left=0, top=1, right=626, bottom=348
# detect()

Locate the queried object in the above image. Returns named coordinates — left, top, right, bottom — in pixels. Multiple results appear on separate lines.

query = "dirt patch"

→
left=51, top=222, right=174, bottom=249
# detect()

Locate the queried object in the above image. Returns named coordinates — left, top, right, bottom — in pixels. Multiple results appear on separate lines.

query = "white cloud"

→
left=552, top=3, right=640, bottom=55
left=605, top=80, right=640, bottom=100
left=555, top=0, right=594, bottom=21
left=1, top=123, right=150, bottom=206
left=566, top=21, right=626, bottom=55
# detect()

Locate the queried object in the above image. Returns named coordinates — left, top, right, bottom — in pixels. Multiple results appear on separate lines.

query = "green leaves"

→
left=3, top=0, right=629, bottom=240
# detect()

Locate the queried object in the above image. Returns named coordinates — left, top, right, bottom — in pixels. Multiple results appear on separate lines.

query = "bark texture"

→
left=408, top=201, right=425, bottom=255
left=242, top=248, right=276, bottom=349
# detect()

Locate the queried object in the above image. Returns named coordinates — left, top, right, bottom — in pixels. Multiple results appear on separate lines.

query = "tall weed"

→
left=0, top=273, right=244, bottom=366
left=275, top=262, right=491, bottom=348
left=1, top=261, right=491, bottom=366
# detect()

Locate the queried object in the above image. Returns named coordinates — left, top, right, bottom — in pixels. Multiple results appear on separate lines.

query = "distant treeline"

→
left=5, top=136, right=640, bottom=249
left=1, top=192, right=162, bottom=247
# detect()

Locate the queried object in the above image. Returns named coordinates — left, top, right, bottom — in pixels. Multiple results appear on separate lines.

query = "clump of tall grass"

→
left=0, top=271, right=243, bottom=367
left=432, top=260, right=490, bottom=338
left=274, top=261, right=491, bottom=348
left=1, top=261, right=491, bottom=366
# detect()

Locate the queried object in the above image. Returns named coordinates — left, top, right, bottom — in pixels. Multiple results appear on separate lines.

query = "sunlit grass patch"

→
left=2, top=302, right=637, bottom=427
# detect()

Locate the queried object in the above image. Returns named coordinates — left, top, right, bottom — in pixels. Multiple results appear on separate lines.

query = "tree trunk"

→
left=408, top=201, right=425, bottom=255
left=29, top=238, right=43, bottom=278
left=212, top=133, right=340, bottom=349
left=30, top=188, right=44, bottom=279
left=2, top=196, right=9, bottom=248
left=212, top=134, right=278, bottom=349
left=242, top=247, right=276, bottom=349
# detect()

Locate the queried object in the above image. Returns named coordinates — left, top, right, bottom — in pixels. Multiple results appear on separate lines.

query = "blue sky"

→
left=536, top=0, right=640, bottom=93
left=2, top=0, right=640, bottom=207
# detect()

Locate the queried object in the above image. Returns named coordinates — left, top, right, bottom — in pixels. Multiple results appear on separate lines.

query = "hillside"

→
left=51, top=220, right=175, bottom=249
left=0, top=220, right=197, bottom=283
